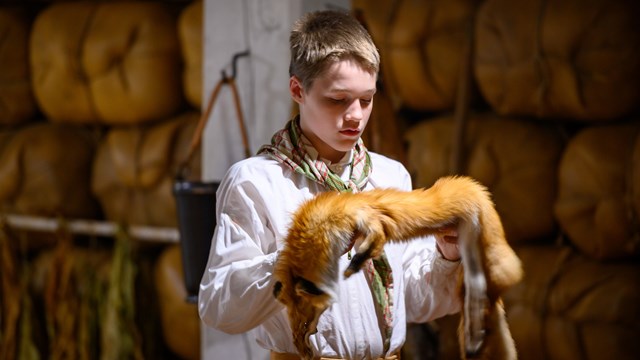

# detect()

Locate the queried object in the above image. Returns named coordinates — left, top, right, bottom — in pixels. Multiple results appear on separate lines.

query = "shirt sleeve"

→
left=402, top=236, right=462, bottom=323
left=198, top=163, right=284, bottom=333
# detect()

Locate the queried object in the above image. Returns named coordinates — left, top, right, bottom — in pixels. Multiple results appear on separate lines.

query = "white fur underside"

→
left=459, top=216, right=488, bottom=355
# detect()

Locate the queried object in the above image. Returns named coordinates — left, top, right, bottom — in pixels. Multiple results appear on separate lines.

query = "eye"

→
left=360, top=98, right=373, bottom=106
left=328, top=97, right=347, bottom=104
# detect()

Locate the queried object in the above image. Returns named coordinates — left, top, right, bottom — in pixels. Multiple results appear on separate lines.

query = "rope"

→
left=228, top=76, right=252, bottom=159
left=538, top=246, right=574, bottom=360
left=534, top=0, right=550, bottom=118
left=450, top=1, right=479, bottom=175
left=177, top=51, right=251, bottom=179
left=625, top=129, right=640, bottom=254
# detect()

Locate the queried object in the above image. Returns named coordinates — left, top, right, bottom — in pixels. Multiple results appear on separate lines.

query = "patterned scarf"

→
left=259, top=117, right=394, bottom=352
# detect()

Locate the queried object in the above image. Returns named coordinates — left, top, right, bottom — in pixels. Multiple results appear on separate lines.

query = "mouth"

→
left=339, top=129, right=361, bottom=137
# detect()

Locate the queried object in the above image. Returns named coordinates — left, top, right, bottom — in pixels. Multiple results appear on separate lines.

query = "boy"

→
left=199, top=10, right=461, bottom=359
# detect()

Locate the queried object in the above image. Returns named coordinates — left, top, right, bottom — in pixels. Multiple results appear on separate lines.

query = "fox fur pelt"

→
left=273, top=175, right=523, bottom=359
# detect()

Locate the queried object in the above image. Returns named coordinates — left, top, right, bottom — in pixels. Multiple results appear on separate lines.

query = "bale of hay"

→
left=353, top=0, right=476, bottom=111
left=178, top=0, right=203, bottom=110
left=503, top=246, right=640, bottom=360
left=154, top=245, right=200, bottom=360
left=30, top=1, right=183, bottom=124
left=0, top=123, right=99, bottom=219
left=475, top=0, right=640, bottom=120
left=555, top=121, right=640, bottom=260
left=92, top=112, right=201, bottom=227
left=405, top=113, right=565, bottom=244
left=0, top=7, right=37, bottom=125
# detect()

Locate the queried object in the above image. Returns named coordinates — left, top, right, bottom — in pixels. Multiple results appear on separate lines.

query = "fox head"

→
left=272, top=273, right=332, bottom=359
left=272, top=191, right=373, bottom=358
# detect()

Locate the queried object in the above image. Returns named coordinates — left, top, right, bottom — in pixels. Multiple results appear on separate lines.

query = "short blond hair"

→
left=289, top=10, right=380, bottom=90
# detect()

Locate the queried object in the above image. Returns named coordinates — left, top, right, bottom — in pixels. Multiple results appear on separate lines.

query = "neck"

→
left=298, top=124, right=346, bottom=164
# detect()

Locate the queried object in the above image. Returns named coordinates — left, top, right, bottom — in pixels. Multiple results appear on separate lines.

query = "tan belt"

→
left=270, top=351, right=400, bottom=360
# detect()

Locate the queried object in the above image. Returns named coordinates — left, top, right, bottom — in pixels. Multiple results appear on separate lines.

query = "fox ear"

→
left=273, top=281, right=283, bottom=300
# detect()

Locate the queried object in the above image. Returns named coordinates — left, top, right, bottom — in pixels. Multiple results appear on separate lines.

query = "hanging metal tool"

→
left=177, top=50, right=252, bottom=180
left=173, top=50, right=250, bottom=303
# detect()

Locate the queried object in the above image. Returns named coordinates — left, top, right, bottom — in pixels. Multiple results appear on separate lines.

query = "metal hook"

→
left=221, top=50, right=250, bottom=80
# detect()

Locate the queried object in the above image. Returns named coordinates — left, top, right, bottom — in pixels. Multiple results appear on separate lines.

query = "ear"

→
left=273, top=281, right=283, bottom=300
left=289, top=76, right=304, bottom=104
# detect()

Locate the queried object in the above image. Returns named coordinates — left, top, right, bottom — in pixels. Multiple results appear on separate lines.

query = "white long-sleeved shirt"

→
left=198, top=151, right=461, bottom=359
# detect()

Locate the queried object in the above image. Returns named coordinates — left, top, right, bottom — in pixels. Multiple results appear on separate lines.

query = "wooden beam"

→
left=4, top=214, right=180, bottom=244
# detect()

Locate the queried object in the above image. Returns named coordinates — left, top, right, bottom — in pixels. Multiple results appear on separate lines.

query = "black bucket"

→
left=173, top=180, right=220, bottom=303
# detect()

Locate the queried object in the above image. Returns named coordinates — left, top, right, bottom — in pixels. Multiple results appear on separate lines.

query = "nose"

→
left=345, top=100, right=363, bottom=121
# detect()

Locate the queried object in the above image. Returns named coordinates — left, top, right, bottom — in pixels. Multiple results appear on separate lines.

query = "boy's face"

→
left=291, top=58, right=376, bottom=163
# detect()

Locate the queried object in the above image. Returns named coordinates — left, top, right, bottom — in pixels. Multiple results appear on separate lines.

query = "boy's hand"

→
left=435, top=225, right=460, bottom=261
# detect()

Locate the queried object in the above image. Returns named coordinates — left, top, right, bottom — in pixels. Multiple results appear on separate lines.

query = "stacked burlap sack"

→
left=404, top=112, right=640, bottom=360
left=361, top=88, right=406, bottom=164
left=0, top=129, right=16, bottom=159
left=152, top=2, right=205, bottom=358
left=390, top=0, right=640, bottom=357
left=0, top=7, right=37, bottom=125
left=405, top=113, right=565, bottom=244
left=352, top=0, right=476, bottom=111
left=0, top=123, right=99, bottom=219
left=20, top=0, right=202, bottom=229
left=0, top=1, right=205, bottom=358
left=155, top=245, right=200, bottom=360
left=555, top=121, right=640, bottom=261
left=503, top=246, right=640, bottom=360
left=354, top=0, right=640, bottom=121
left=475, top=0, right=640, bottom=121
left=92, top=112, right=201, bottom=228
left=179, top=0, right=203, bottom=110
left=30, top=1, right=183, bottom=124
left=150, top=3, right=205, bottom=357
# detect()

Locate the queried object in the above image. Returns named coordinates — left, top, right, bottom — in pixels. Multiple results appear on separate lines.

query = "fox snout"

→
left=272, top=275, right=333, bottom=359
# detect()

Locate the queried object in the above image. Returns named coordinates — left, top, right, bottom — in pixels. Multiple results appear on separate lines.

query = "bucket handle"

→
left=177, top=50, right=251, bottom=180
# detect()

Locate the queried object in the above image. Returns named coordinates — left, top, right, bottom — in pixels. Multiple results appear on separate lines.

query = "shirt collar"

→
left=300, top=137, right=353, bottom=175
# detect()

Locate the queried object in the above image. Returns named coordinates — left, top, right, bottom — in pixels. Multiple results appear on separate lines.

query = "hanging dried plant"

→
left=100, top=225, right=143, bottom=360
left=40, top=223, right=112, bottom=359
left=1, top=220, right=21, bottom=360
left=44, top=225, right=79, bottom=359
left=76, top=252, right=105, bottom=360
left=1, top=220, right=40, bottom=359
left=17, top=283, right=40, bottom=360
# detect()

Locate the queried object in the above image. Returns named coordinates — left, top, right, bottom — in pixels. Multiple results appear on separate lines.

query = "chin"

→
left=335, top=139, right=359, bottom=151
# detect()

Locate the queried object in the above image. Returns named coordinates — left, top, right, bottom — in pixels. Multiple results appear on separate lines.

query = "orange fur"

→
left=273, top=176, right=523, bottom=359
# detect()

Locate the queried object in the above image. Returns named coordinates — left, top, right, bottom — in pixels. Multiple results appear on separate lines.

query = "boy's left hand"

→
left=435, top=225, right=460, bottom=261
